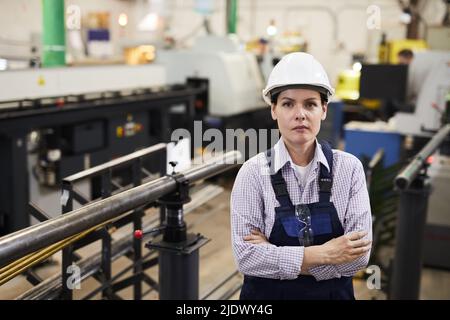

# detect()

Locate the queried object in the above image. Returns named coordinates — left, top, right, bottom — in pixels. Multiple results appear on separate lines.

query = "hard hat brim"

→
left=262, top=83, right=334, bottom=105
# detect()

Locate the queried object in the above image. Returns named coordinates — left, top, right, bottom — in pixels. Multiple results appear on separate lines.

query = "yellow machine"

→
left=380, top=39, right=428, bottom=64
left=335, top=69, right=380, bottom=109
left=335, top=69, right=360, bottom=101
left=336, top=39, right=428, bottom=109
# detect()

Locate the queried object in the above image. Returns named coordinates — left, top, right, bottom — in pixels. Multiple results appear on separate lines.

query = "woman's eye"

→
left=306, top=103, right=317, bottom=108
left=282, top=102, right=293, bottom=107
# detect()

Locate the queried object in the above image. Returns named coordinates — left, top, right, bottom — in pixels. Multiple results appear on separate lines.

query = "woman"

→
left=230, top=52, right=372, bottom=300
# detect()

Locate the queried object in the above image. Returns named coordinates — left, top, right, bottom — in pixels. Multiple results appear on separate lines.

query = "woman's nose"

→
left=295, top=105, right=306, bottom=120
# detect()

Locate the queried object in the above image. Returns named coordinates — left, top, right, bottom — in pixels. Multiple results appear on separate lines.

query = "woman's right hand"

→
left=319, top=231, right=371, bottom=265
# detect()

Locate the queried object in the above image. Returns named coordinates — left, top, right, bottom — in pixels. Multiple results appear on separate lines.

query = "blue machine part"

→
left=344, top=129, right=402, bottom=167
left=87, top=29, right=110, bottom=41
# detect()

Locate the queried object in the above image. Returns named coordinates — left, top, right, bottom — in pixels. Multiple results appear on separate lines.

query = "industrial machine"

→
left=378, top=38, right=428, bottom=64
left=0, top=149, right=241, bottom=300
left=346, top=50, right=450, bottom=272
left=0, top=64, right=209, bottom=235
left=157, top=35, right=265, bottom=117
left=391, top=51, right=450, bottom=136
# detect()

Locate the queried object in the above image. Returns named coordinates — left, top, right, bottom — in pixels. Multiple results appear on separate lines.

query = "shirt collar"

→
left=273, top=137, right=330, bottom=173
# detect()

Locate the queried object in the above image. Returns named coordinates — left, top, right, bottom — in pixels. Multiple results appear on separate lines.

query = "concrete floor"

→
left=1, top=176, right=449, bottom=300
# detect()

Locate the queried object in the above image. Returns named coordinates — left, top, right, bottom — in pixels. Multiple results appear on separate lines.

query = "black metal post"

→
left=0, top=132, right=29, bottom=235
left=100, top=170, right=113, bottom=299
left=158, top=246, right=200, bottom=299
left=390, top=175, right=430, bottom=299
left=159, top=150, right=167, bottom=225
left=61, top=182, right=74, bottom=300
left=146, top=170, right=209, bottom=300
left=132, top=159, right=143, bottom=300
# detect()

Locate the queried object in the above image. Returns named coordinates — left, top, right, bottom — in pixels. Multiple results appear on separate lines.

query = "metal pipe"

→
left=63, top=143, right=166, bottom=183
left=0, top=212, right=128, bottom=285
left=395, top=124, right=450, bottom=190
left=16, top=184, right=215, bottom=300
left=0, top=151, right=242, bottom=267
left=17, top=218, right=158, bottom=300
left=368, top=148, right=384, bottom=170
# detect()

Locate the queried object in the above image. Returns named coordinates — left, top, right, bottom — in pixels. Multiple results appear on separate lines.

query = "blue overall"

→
left=240, top=141, right=355, bottom=300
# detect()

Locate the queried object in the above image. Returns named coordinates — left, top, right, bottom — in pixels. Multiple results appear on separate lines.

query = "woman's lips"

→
left=292, top=125, right=309, bottom=131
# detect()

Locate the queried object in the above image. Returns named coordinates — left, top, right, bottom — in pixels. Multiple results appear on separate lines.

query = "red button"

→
left=134, top=230, right=143, bottom=239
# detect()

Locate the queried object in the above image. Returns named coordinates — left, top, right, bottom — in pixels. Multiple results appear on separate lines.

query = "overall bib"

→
left=240, top=142, right=355, bottom=300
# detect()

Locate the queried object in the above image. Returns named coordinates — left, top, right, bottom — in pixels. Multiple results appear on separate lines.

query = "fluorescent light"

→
left=352, top=62, right=362, bottom=72
left=118, top=13, right=128, bottom=27
left=267, top=25, right=277, bottom=36
left=400, top=12, right=412, bottom=24
left=0, top=58, right=7, bottom=71
left=138, top=13, right=159, bottom=31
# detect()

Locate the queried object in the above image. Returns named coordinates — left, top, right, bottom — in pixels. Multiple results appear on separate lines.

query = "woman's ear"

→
left=321, top=103, right=328, bottom=121
left=271, top=103, right=277, bottom=120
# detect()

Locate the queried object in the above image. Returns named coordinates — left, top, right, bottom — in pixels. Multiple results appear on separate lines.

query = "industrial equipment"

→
left=158, top=35, right=265, bottom=117
left=344, top=51, right=450, bottom=274
left=0, top=149, right=242, bottom=300
left=157, top=35, right=279, bottom=161
left=391, top=51, right=450, bottom=136
left=382, top=39, right=428, bottom=64
left=359, top=64, right=408, bottom=103
left=335, top=69, right=360, bottom=101
left=390, top=124, right=450, bottom=300
left=0, top=64, right=166, bottom=104
left=0, top=65, right=209, bottom=235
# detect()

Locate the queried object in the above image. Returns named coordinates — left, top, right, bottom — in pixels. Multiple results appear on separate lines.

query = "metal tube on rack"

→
left=395, top=124, right=450, bottom=190
left=0, top=151, right=242, bottom=267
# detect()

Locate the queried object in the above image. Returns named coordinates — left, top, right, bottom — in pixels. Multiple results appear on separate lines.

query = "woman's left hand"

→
left=244, top=229, right=269, bottom=244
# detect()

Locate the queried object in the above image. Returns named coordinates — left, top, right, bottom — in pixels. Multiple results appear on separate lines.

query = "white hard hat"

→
left=262, top=52, right=335, bottom=105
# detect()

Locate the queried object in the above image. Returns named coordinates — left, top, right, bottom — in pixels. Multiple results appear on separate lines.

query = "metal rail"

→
left=63, top=143, right=166, bottom=183
left=0, top=151, right=242, bottom=267
left=395, top=124, right=450, bottom=190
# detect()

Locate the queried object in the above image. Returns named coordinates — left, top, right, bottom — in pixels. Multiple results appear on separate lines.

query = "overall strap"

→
left=265, top=149, right=293, bottom=208
left=319, top=141, right=334, bottom=203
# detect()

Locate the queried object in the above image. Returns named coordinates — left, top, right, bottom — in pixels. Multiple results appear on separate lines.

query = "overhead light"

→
left=400, top=8, right=412, bottom=24
left=352, top=62, right=362, bottom=72
left=138, top=13, right=159, bottom=31
left=118, top=13, right=128, bottom=27
left=266, top=19, right=278, bottom=37
left=267, top=25, right=277, bottom=36
left=0, top=58, right=7, bottom=71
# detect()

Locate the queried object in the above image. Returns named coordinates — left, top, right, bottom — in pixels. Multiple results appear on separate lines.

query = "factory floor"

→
left=1, top=175, right=450, bottom=300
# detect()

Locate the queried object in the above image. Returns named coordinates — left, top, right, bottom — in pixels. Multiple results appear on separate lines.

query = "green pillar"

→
left=226, top=0, right=237, bottom=34
left=42, top=0, right=66, bottom=67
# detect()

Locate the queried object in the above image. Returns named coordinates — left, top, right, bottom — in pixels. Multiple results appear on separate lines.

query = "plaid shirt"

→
left=230, top=137, right=372, bottom=281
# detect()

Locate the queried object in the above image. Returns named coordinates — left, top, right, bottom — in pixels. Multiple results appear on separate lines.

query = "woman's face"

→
left=271, top=88, right=327, bottom=146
